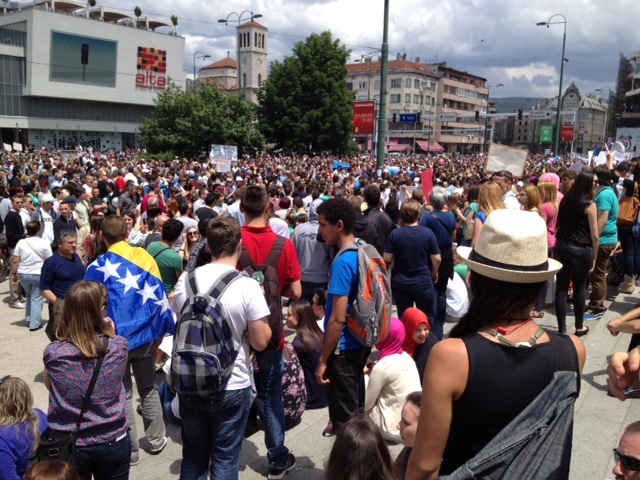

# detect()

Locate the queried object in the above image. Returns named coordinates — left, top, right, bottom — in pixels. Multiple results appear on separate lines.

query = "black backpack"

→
left=238, top=236, right=286, bottom=351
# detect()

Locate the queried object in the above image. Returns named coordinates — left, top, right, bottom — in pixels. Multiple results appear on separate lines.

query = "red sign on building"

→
left=561, top=125, right=575, bottom=142
left=353, top=101, right=375, bottom=136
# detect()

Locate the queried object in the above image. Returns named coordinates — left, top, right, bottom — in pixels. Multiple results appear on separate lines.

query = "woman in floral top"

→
left=43, top=281, right=130, bottom=480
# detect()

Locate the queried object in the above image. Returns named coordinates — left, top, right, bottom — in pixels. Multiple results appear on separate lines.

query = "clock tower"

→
left=236, top=20, right=268, bottom=104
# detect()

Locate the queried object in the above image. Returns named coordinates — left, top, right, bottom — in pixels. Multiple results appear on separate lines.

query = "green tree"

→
left=170, top=15, right=178, bottom=35
left=133, top=6, right=141, bottom=27
left=138, top=81, right=265, bottom=158
left=257, top=30, right=353, bottom=154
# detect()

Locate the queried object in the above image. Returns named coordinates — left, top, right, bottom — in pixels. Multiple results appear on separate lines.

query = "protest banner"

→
left=209, top=144, right=238, bottom=173
left=485, top=144, right=528, bottom=178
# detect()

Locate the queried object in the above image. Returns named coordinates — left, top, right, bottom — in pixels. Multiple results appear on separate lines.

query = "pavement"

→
left=3, top=279, right=640, bottom=480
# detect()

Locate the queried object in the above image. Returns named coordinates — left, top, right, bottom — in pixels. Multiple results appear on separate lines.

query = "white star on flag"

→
left=96, top=259, right=122, bottom=282
left=154, top=295, right=171, bottom=314
left=117, top=269, right=142, bottom=294
left=137, top=281, right=159, bottom=305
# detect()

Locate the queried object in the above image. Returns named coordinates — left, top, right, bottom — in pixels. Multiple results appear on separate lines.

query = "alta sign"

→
left=136, top=47, right=167, bottom=91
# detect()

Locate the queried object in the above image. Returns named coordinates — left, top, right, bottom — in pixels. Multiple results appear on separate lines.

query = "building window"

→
left=242, top=73, right=246, bottom=88
left=578, top=122, right=585, bottom=129
left=405, top=93, right=411, bottom=103
left=359, top=81, right=367, bottom=90
left=405, top=78, right=412, bottom=88
left=390, top=94, right=401, bottom=103
left=421, top=81, right=429, bottom=89
left=414, top=94, right=420, bottom=103
left=390, top=78, right=402, bottom=88
left=414, top=79, right=420, bottom=89
left=346, top=82, right=353, bottom=91
left=258, top=73, right=262, bottom=86
left=374, top=80, right=381, bottom=89
left=357, top=96, right=368, bottom=101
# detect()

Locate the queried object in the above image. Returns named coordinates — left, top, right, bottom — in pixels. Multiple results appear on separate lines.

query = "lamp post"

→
left=192, top=51, right=211, bottom=87
left=537, top=14, right=567, bottom=156
left=483, top=82, right=503, bottom=154
left=218, top=11, right=263, bottom=94
left=375, top=0, right=390, bottom=175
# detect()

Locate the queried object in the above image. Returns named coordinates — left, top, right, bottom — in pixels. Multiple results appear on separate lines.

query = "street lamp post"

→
left=192, top=51, right=211, bottom=87
left=375, top=0, right=390, bottom=176
left=218, top=11, right=263, bottom=95
left=537, top=14, right=567, bottom=156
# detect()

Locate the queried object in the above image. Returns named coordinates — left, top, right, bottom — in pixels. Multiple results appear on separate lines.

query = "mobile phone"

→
left=623, top=387, right=640, bottom=399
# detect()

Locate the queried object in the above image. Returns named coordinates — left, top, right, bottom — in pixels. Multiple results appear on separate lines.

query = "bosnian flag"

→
left=85, top=242, right=175, bottom=351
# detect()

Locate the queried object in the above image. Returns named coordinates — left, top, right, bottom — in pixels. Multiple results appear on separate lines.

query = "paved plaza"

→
left=2, top=278, right=639, bottom=479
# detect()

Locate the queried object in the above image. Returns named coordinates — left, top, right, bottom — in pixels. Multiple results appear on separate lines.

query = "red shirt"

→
left=239, top=225, right=301, bottom=293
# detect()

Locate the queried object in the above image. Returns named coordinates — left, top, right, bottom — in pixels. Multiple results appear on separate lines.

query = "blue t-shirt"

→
left=420, top=211, right=456, bottom=245
left=40, top=252, right=86, bottom=299
left=594, top=186, right=619, bottom=246
left=325, top=250, right=361, bottom=350
left=384, top=226, right=440, bottom=285
left=0, top=409, right=47, bottom=480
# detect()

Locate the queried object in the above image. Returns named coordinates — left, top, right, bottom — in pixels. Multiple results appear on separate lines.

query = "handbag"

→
left=618, top=184, right=640, bottom=228
left=30, top=337, right=109, bottom=466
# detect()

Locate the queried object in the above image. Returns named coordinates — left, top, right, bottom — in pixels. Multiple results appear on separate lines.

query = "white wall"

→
left=23, top=8, right=185, bottom=106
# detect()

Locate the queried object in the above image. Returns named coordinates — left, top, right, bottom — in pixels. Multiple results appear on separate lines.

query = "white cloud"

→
left=102, top=0, right=635, bottom=97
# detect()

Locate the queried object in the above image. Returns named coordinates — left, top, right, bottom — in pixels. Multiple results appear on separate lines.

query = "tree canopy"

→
left=138, top=81, right=265, bottom=158
left=257, top=31, right=354, bottom=154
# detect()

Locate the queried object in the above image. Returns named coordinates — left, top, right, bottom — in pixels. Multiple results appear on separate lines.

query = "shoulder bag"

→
left=30, top=337, right=109, bottom=466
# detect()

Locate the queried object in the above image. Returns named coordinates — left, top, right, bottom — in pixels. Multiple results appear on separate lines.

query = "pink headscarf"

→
left=375, top=317, right=405, bottom=361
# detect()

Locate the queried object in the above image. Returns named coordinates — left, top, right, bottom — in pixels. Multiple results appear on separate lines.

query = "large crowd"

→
left=1, top=145, right=640, bottom=480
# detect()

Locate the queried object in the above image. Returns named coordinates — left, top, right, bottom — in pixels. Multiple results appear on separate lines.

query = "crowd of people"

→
left=0, top=145, right=639, bottom=479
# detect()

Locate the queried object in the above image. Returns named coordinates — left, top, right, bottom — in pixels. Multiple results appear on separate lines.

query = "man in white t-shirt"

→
left=171, top=216, right=271, bottom=480
left=30, top=194, right=57, bottom=246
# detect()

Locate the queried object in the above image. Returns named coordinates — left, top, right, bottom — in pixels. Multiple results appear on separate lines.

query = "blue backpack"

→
left=171, top=269, right=247, bottom=396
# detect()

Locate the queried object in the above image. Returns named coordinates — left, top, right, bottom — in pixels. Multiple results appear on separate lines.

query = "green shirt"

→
left=594, top=186, right=619, bottom=246
left=146, top=241, right=183, bottom=293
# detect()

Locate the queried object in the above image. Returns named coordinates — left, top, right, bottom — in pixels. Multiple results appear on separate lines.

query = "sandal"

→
left=575, top=326, right=589, bottom=337
left=530, top=310, right=545, bottom=319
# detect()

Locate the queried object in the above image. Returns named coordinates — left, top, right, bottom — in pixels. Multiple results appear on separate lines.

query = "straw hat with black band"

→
left=457, top=209, right=561, bottom=284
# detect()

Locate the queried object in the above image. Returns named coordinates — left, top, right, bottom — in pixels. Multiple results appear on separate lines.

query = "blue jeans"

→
left=179, top=387, right=251, bottom=480
left=619, top=228, right=640, bottom=278
left=75, top=431, right=131, bottom=480
left=18, top=273, right=43, bottom=329
left=255, top=349, right=289, bottom=468
left=157, top=380, right=181, bottom=425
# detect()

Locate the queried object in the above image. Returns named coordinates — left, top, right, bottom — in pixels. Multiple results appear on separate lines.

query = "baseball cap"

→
left=41, top=194, right=55, bottom=203
left=63, top=196, right=77, bottom=204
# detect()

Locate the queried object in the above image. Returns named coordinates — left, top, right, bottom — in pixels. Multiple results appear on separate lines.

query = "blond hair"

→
left=56, top=281, right=110, bottom=358
left=537, top=181, right=558, bottom=215
left=0, top=376, right=40, bottom=454
left=520, top=184, right=542, bottom=214
left=478, top=181, right=505, bottom=215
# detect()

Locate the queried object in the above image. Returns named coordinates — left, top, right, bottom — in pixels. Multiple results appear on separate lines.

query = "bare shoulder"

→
left=567, top=334, right=587, bottom=373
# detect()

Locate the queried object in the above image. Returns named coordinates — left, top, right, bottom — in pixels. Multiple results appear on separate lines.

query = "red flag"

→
left=421, top=169, right=434, bottom=200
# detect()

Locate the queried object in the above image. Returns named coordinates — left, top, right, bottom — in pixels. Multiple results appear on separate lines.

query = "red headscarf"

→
left=375, top=317, right=405, bottom=361
left=402, top=308, right=431, bottom=356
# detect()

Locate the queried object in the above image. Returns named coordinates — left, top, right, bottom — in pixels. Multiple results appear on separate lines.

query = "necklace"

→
left=495, top=318, right=533, bottom=336
left=482, top=319, right=544, bottom=348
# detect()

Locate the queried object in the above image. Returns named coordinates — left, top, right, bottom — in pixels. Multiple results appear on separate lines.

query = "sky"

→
left=99, top=0, right=639, bottom=100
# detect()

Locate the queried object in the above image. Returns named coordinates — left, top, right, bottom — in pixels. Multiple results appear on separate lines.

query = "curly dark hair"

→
left=316, top=197, right=356, bottom=234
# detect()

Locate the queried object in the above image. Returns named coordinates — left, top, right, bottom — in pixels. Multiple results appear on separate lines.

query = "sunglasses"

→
left=187, top=231, right=199, bottom=236
left=614, top=449, right=640, bottom=471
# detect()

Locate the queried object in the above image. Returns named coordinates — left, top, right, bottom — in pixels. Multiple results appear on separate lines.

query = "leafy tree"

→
left=139, top=81, right=265, bottom=158
left=170, top=15, right=178, bottom=35
left=133, top=6, right=141, bottom=27
left=257, top=31, right=354, bottom=154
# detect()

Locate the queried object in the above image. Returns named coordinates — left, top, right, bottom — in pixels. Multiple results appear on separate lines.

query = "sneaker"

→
left=130, top=452, right=140, bottom=466
left=149, top=436, right=168, bottom=455
left=267, top=453, right=296, bottom=480
left=584, top=308, right=605, bottom=320
left=10, top=301, right=25, bottom=309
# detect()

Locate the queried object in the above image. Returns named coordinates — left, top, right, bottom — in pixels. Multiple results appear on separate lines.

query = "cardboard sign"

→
left=485, top=144, right=528, bottom=178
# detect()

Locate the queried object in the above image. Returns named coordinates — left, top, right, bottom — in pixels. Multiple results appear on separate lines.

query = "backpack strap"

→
left=547, top=331, right=581, bottom=395
left=152, top=246, right=170, bottom=260
left=265, top=235, right=286, bottom=269
left=183, top=269, right=242, bottom=308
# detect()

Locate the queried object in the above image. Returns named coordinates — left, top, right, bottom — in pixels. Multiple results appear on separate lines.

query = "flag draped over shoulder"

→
left=85, top=241, right=175, bottom=351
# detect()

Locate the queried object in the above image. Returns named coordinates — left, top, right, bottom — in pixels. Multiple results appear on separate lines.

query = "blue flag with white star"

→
left=85, top=242, right=175, bottom=351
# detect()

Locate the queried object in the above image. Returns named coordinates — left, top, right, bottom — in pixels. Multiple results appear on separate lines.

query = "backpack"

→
left=238, top=235, right=286, bottom=351
left=334, top=239, right=392, bottom=347
left=171, top=269, right=247, bottom=396
left=440, top=333, right=579, bottom=480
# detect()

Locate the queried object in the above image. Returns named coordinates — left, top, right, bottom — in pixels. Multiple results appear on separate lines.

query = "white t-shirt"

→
left=171, top=263, right=270, bottom=390
left=41, top=209, right=55, bottom=244
left=14, top=237, right=53, bottom=275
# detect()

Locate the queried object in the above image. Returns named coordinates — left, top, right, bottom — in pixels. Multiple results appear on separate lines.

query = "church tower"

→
left=236, top=20, right=268, bottom=104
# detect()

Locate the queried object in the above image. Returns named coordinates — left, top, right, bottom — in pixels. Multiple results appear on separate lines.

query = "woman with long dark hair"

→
left=554, top=171, right=599, bottom=335
left=405, top=209, right=586, bottom=479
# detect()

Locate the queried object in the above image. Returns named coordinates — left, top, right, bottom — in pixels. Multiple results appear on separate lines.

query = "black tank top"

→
left=439, top=333, right=575, bottom=475
left=557, top=204, right=591, bottom=246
